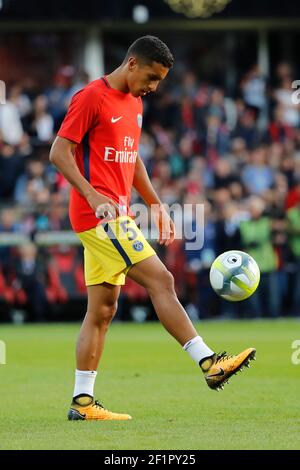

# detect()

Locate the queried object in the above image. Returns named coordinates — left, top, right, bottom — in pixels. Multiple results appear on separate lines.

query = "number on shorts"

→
left=120, top=219, right=138, bottom=241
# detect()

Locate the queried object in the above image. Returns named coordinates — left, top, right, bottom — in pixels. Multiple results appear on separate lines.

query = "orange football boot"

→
left=204, top=348, right=256, bottom=391
left=68, top=396, right=132, bottom=421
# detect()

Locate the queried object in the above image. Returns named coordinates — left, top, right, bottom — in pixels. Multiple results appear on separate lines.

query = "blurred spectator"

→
left=66, top=70, right=90, bottom=104
left=0, top=88, right=24, bottom=145
left=203, top=115, right=230, bottom=163
left=0, top=207, right=20, bottom=271
left=213, top=158, right=239, bottom=189
left=45, top=66, right=74, bottom=129
left=287, top=201, right=300, bottom=315
left=215, top=202, right=245, bottom=254
left=286, top=178, right=300, bottom=210
left=274, top=77, right=300, bottom=127
left=16, top=243, right=48, bottom=321
left=208, top=88, right=226, bottom=122
left=0, top=143, right=25, bottom=200
left=14, top=159, right=49, bottom=204
left=9, top=84, right=32, bottom=121
left=275, top=62, right=293, bottom=85
left=139, top=131, right=156, bottom=167
left=231, top=137, right=249, bottom=167
left=233, top=108, right=260, bottom=149
left=240, top=196, right=280, bottom=317
left=184, top=198, right=217, bottom=318
left=267, top=105, right=295, bottom=143
left=240, top=65, right=267, bottom=116
left=29, top=95, right=54, bottom=144
left=242, top=146, right=274, bottom=195
left=47, top=193, right=71, bottom=230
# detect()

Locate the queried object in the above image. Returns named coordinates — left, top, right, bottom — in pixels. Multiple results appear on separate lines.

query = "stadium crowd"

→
left=1, top=61, right=300, bottom=321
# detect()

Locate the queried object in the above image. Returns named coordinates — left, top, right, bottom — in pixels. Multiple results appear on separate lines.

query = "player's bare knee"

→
left=88, top=301, right=118, bottom=327
left=163, top=269, right=175, bottom=289
left=147, top=269, right=175, bottom=296
left=100, top=301, right=118, bottom=325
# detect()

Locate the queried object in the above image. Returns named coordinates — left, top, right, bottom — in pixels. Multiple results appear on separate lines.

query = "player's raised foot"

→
left=67, top=395, right=132, bottom=421
left=201, top=348, right=256, bottom=391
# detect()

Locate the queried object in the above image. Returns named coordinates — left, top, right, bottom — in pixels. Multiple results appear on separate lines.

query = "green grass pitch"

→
left=0, top=320, right=299, bottom=450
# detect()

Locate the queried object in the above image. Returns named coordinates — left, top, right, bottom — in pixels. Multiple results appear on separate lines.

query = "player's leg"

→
left=68, top=282, right=132, bottom=420
left=127, top=254, right=212, bottom=346
left=127, top=254, right=256, bottom=390
left=76, top=282, right=120, bottom=371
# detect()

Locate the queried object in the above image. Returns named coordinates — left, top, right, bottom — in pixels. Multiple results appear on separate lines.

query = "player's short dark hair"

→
left=125, top=35, right=174, bottom=69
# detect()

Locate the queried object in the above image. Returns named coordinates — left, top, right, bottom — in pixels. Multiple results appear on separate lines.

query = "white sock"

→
left=73, top=369, right=97, bottom=398
left=183, top=336, right=214, bottom=364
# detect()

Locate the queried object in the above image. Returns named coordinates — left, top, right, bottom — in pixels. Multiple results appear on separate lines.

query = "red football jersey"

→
left=57, top=77, right=143, bottom=232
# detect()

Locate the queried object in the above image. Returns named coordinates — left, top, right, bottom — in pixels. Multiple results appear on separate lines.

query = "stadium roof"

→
left=0, top=0, right=300, bottom=21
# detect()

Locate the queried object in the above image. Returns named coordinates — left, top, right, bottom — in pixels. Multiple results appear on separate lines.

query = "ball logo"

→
left=132, top=240, right=144, bottom=251
left=223, top=253, right=242, bottom=269
left=137, top=113, right=143, bottom=128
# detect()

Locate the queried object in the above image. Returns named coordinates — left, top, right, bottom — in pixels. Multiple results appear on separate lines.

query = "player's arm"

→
left=49, top=137, right=119, bottom=217
left=50, top=86, right=119, bottom=219
left=133, top=154, right=175, bottom=245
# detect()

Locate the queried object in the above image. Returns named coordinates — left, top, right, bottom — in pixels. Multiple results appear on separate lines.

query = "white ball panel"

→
left=209, top=269, right=224, bottom=289
left=235, top=273, right=251, bottom=286
left=230, top=281, right=244, bottom=294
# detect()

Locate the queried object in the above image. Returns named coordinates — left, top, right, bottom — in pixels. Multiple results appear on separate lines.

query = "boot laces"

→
left=92, top=400, right=106, bottom=410
left=215, top=351, right=235, bottom=363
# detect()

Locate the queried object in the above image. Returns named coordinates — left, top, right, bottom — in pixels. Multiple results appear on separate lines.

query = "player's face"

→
left=127, top=58, right=169, bottom=97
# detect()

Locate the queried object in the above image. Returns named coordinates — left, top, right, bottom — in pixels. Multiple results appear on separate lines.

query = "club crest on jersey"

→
left=137, top=113, right=143, bottom=128
left=132, top=240, right=144, bottom=251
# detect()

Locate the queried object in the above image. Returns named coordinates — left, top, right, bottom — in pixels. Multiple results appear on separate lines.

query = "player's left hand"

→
left=153, top=205, right=176, bottom=246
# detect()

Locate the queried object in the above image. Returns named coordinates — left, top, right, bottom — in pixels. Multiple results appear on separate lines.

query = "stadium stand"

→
left=1, top=45, right=300, bottom=320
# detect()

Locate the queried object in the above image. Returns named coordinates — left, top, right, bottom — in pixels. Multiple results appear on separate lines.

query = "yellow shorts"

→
left=77, top=215, right=156, bottom=286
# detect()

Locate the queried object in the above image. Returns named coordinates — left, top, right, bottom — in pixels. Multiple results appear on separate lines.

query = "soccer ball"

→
left=209, top=250, right=260, bottom=301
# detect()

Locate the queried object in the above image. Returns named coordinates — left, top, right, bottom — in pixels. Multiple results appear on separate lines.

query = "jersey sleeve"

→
left=57, top=87, right=100, bottom=144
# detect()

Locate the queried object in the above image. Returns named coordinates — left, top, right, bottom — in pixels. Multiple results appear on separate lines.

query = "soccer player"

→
left=50, top=36, right=256, bottom=421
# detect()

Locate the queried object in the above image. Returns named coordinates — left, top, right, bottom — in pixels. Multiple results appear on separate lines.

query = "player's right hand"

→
left=86, top=190, right=120, bottom=221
